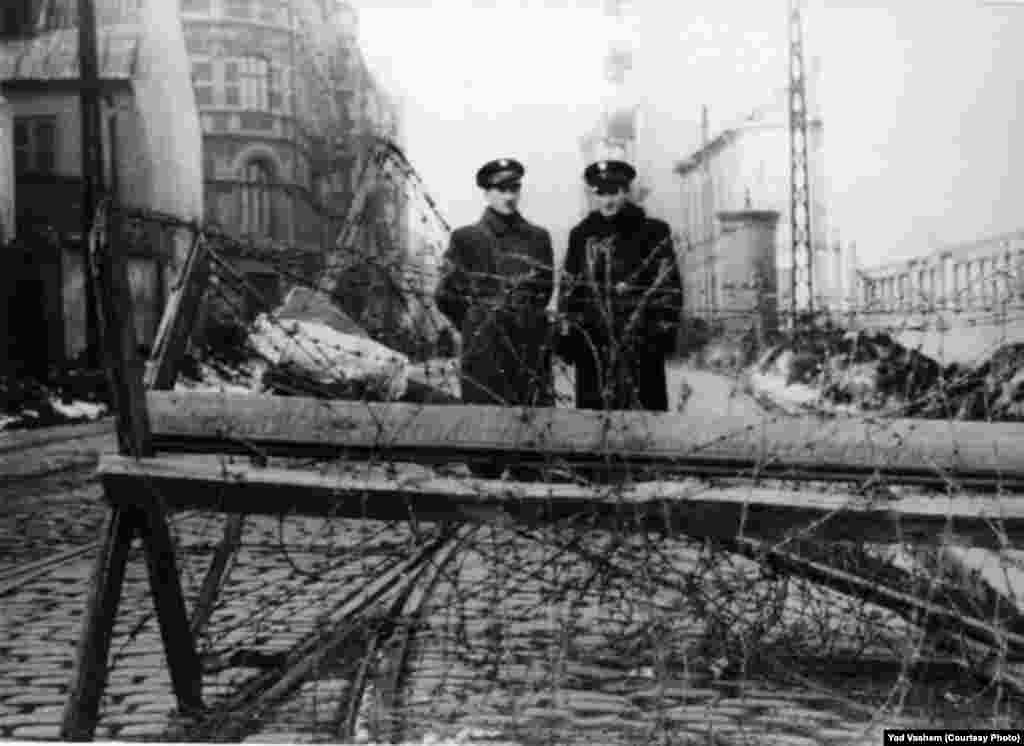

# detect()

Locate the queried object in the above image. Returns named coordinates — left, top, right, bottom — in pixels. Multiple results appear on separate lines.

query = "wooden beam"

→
left=145, top=232, right=208, bottom=391
left=147, top=391, right=1024, bottom=491
left=63, top=207, right=202, bottom=741
left=96, top=206, right=153, bottom=459
left=60, top=510, right=135, bottom=740
left=189, top=515, right=244, bottom=639
left=99, top=455, right=1024, bottom=549
left=132, top=493, right=204, bottom=713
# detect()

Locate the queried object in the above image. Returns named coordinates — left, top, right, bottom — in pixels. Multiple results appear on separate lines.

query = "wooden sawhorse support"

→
left=60, top=210, right=211, bottom=740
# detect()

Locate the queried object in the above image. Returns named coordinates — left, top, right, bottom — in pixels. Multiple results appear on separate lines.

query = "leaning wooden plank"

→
left=189, top=514, right=245, bottom=639
left=145, top=231, right=209, bottom=390
left=147, top=391, right=1024, bottom=490
left=99, top=455, right=1024, bottom=549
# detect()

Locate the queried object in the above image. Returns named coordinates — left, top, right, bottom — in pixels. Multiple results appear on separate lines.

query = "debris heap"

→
left=179, top=286, right=456, bottom=404
left=747, top=328, right=1024, bottom=421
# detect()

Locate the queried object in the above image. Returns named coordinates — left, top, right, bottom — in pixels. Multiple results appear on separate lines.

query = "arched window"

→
left=240, top=158, right=273, bottom=237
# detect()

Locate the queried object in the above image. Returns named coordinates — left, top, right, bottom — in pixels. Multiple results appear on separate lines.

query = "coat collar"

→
left=480, top=207, right=526, bottom=237
left=582, top=202, right=646, bottom=233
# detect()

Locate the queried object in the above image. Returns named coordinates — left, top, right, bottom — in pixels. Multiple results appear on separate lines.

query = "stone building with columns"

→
left=857, top=231, right=1024, bottom=316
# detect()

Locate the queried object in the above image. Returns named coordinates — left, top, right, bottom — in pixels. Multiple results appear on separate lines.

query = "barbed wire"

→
left=71, top=176, right=1024, bottom=743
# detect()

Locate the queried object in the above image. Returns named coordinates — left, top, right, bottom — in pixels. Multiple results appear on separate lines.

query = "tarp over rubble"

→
left=179, top=286, right=456, bottom=404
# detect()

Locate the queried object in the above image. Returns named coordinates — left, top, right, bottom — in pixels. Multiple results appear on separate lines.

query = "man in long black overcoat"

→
left=436, top=158, right=556, bottom=410
left=557, top=160, right=683, bottom=411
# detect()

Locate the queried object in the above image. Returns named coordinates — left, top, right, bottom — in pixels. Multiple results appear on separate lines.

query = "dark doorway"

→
left=3, top=235, right=55, bottom=379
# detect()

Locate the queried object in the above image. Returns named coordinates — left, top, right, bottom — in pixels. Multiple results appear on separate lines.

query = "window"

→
left=224, top=0, right=253, bottom=19
left=224, top=61, right=240, bottom=106
left=1, top=1, right=35, bottom=38
left=240, top=159, right=273, bottom=236
left=14, top=117, right=56, bottom=176
left=96, top=0, right=140, bottom=24
left=41, top=1, right=75, bottom=30
left=268, top=65, right=283, bottom=111
left=256, top=0, right=285, bottom=24
left=192, top=60, right=214, bottom=106
left=239, top=56, right=269, bottom=110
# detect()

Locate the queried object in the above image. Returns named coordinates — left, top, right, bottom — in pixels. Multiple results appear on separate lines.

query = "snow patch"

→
left=747, top=370, right=822, bottom=415
left=50, top=399, right=107, bottom=420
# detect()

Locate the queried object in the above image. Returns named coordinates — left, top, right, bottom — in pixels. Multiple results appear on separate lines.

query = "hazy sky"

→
left=350, top=0, right=1024, bottom=268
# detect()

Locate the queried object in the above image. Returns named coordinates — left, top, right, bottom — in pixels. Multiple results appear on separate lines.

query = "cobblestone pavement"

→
left=2, top=375, right=1023, bottom=743
left=232, top=526, right=992, bottom=745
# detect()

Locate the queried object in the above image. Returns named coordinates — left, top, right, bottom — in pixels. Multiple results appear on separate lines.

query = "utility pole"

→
left=79, top=0, right=104, bottom=368
left=788, top=0, right=814, bottom=327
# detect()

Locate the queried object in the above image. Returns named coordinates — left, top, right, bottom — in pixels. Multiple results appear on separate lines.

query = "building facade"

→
left=857, top=232, right=1024, bottom=316
left=179, top=0, right=407, bottom=309
left=0, top=0, right=203, bottom=370
left=673, top=118, right=834, bottom=324
left=1, top=0, right=414, bottom=374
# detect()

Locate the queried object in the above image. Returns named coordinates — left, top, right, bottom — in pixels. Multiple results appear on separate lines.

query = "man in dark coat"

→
left=436, top=158, right=556, bottom=411
left=557, top=160, right=682, bottom=411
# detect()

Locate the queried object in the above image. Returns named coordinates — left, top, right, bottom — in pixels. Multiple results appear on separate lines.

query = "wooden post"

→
left=78, top=0, right=103, bottom=370
left=60, top=510, right=136, bottom=741
left=61, top=205, right=202, bottom=741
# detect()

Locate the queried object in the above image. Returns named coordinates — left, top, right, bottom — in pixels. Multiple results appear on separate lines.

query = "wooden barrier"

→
left=61, top=204, right=202, bottom=741
left=99, top=454, right=1024, bottom=549
left=58, top=212, right=1024, bottom=740
left=146, top=390, right=1024, bottom=491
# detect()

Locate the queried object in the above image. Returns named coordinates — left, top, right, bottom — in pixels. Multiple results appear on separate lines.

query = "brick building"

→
left=180, top=0, right=408, bottom=313
left=0, top=0, right=203, bottom=373
left=1, top=0, right=415, bottom=373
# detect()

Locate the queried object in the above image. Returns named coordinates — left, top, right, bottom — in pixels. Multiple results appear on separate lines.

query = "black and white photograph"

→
left=2, top=0, right=1024, bottom=743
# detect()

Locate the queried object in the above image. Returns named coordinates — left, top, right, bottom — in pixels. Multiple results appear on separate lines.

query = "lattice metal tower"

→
left=788, top=0, right=814, bottom=319
left=579, top=0, right=641, bottom=213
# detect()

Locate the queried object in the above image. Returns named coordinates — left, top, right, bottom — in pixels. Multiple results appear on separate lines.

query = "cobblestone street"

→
left=0, top=368, right=1019, bottom=743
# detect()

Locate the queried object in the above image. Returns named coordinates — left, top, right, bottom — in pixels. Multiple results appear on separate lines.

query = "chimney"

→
left=701, top=105, right=709, bottom=146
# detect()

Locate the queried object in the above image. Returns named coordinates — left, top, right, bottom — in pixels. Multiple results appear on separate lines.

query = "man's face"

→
left=594, top=185, right=629, bottom=217
left=485, top=181, right=521, bottom=215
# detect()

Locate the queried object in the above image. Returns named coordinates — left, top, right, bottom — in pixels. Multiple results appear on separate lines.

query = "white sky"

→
left=350, top=0, right=1024, bottom=268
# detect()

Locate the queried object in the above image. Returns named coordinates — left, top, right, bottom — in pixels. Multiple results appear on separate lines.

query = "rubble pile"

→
left=747, top=327, right=1024, bottom=421
left=250, top=313, right=410, bottom=401
left=911, top=342, right=1024, bottom=421
left=179, top=286, right=455, bottom=404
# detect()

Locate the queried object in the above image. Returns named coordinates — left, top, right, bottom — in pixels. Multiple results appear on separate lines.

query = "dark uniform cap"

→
left=476, top=158, right=525, bottom=189
left=584, top=159, right=637, bottom=188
